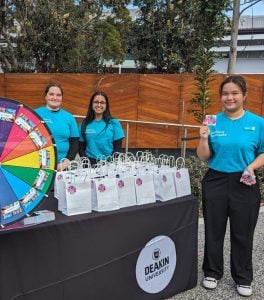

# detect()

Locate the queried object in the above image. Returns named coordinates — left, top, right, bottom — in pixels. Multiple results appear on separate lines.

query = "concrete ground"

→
left=166, top=208, right=264, bottom=300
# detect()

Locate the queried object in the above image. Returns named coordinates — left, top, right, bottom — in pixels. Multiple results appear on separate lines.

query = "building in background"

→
left=213, top=15, right=264, bottom=73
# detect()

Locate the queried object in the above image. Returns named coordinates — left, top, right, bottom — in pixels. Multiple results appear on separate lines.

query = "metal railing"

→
left=74, top=115, right=201, bottom=158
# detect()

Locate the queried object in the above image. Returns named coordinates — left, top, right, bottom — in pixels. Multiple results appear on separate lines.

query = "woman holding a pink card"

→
left=197, top=75, right=264, bottom=297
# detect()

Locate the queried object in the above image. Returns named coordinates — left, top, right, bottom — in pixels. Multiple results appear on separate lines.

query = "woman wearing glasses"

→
left=36, top=83, right=79, bottom=171
left=79, top=91, right=125, bottom=165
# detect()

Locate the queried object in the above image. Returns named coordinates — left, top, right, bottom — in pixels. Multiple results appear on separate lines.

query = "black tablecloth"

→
left=0, top=194, right=198, bottom=300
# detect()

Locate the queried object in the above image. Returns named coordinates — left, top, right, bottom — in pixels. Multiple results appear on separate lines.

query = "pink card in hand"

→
left=204, top=115, right=216, bottom=126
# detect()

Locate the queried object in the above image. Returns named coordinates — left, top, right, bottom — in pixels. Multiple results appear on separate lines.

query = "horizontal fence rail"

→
left=74, top=115, right=201, bottom=158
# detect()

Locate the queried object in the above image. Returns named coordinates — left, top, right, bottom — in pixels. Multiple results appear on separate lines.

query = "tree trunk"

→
left=227, top=0, right=240, bottom=74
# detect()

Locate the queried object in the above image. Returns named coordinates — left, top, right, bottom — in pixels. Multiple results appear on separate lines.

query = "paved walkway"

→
left=167, top=208, right=264, bottom=300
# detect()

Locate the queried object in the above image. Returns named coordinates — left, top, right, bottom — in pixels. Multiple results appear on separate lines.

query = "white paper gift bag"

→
left=55, top=170, right=71, bottom=211
left=154, top=170, right=177, bottom=201
left=117, top=176, right=137, bottom=208
left=55, top=160, right=94, bottom=213
left=173, top=157, right=192, bottom=197
left=55, top=159, right=81, bottom=210
left=55, top=171, right=90, bottom=212
left=134, top=173, right=156, bottom=205
left=62, top=180, right=92, bottom=216
left=92, top=177, right=120, bottom=212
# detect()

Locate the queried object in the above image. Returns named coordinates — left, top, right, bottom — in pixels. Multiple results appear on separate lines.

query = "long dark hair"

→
left=81, top=91, right=113, bottom=139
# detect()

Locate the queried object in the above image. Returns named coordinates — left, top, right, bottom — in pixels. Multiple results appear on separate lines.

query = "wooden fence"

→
left=0, top=73, right=264, bottom=150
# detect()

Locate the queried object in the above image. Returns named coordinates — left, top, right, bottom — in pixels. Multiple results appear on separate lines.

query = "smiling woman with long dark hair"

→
left=79, top=91, right=125, bottom=165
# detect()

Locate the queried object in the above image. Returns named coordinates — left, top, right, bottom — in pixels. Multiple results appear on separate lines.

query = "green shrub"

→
left=185, top=156, right=207, bottom=211
left=257, top=166, right=264, bottom=201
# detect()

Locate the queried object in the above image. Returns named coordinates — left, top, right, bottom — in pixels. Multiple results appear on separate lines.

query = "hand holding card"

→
left=240, top=169, right=256, bottom=186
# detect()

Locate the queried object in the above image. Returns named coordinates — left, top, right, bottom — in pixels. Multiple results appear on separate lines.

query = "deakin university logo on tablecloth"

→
left=135, top=235, right=176, bottom=294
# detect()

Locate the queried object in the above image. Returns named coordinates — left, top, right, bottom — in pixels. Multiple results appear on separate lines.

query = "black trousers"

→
left=202, top=169, right=260, bottom=285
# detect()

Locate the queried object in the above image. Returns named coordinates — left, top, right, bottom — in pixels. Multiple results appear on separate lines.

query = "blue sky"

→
left=240, top=1, right=264, bottom=16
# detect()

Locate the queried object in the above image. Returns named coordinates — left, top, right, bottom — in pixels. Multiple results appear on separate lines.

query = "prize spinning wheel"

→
left=0, top=97, right=57, bottom=227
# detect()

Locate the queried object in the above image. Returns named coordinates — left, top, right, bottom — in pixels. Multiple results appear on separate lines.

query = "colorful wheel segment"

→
left=0, top=97, right=57, bottom=227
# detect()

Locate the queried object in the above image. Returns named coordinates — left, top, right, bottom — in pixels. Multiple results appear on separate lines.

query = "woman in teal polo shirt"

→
left=36, top=83, right=79, bottom=170
left=197, top=75, right=264, bottom=297
left=79, top=91, right=125, bottom=165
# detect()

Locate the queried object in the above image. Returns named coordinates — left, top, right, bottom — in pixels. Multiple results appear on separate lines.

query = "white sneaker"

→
left=203, top=277, right=218, bottom=289
left=236, top=285, right=252, bottom=297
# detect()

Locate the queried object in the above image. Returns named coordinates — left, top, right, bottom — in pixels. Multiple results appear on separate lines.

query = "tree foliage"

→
left=0, top=0, right=131, bottom=72
left=189, top=48, right=216, bottom=123
left=0, top=0, right=231, bottom=73
left=129, top=0, right=230, bottom=73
